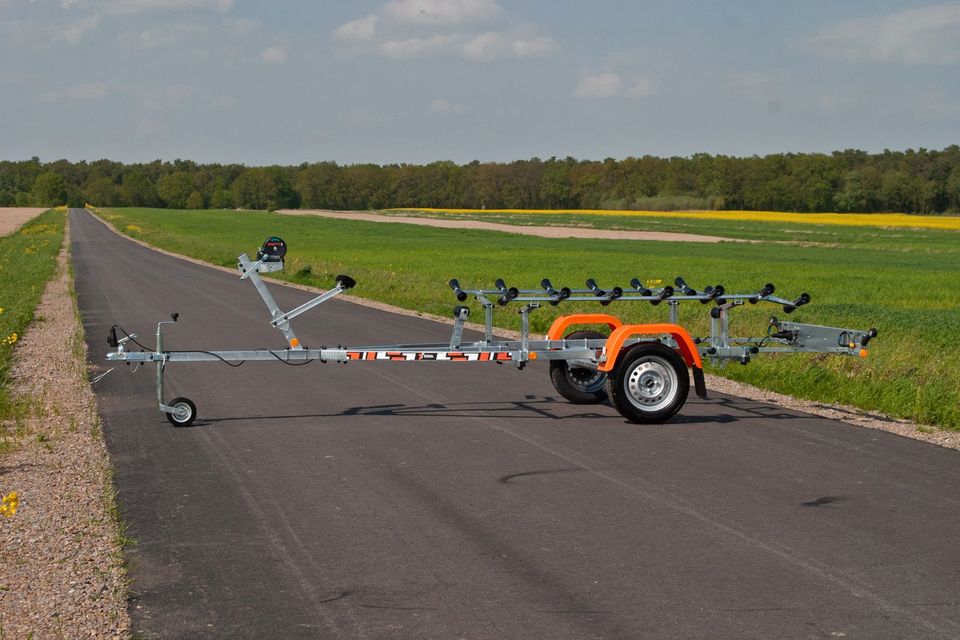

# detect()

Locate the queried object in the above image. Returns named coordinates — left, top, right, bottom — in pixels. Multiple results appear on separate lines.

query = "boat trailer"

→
left=105, top=236, right=878, bottom=426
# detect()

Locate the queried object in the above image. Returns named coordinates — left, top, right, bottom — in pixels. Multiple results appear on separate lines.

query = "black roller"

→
left=783, top=293, right=810, bottom=314
left=448, top=278, right=468, bottom=302
left=861, top=327, right=878, bottom=347
left=701, top=284, right=724, bottom=304
left=749, top=283, right=776, bottom=304
left=651, top=285, right=674, bottom=306
left=674, top=276, right=697, bottom=296
left=601, top=286, right=623, bottom=306
left=541, top=278, right=564, bottom=302
left=586, top=278, right=605, bottom=296
left=630, top=278, right=653, bottom=296
left=498, top=286, right=519, bottom=306
left=336, top=275, right=356, bottom=290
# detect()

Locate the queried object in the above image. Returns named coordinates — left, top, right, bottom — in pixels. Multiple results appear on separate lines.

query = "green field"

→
left=0, top=209, right=65, bottom=432
left=95, top=207, right=960, bottom=430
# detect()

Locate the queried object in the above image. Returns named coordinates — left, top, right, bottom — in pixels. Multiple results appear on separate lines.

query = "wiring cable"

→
left=116, top=326, right=246, bottom=367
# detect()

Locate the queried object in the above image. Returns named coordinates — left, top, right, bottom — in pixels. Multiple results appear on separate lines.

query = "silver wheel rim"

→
left=566, top=367, right=606, bottom=393
left=171, top=403, right=191, bottom=423
left=625, top=356, right=678, bottom=412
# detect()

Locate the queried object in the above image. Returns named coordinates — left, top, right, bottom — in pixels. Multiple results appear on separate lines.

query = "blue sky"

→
left=1, top=0, right=958, bottom=164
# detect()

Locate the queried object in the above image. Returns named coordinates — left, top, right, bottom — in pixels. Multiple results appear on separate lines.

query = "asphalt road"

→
left=72, top=208, right=960, bottom=639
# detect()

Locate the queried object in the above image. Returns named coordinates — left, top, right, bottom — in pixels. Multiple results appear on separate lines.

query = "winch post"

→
left=238, top=253, right=302, bottom=349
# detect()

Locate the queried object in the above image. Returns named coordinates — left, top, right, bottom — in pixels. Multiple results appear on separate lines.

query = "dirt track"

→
left=278, top=209, right=745, bottom=243
left=0, top=208, right=47, bottom=236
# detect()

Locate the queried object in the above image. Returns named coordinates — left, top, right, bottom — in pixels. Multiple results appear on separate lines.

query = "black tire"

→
left=549, top=330, right=608, bottom=404
left=165, top=397, right=197, bottom=427
left=606, top=342, right=689, bottom=423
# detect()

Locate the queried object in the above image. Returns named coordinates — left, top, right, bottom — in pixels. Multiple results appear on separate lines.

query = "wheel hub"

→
left=568, top=367, right=604, bottom=391
left=627, top=360, right=675, bottom=408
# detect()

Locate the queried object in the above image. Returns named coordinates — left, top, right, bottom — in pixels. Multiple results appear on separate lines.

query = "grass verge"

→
left=94, top=207, right=960, bottom=430
left=0, top=209, right=65, bottom=448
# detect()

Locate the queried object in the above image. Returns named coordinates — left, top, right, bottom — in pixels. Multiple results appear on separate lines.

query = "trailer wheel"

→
left=166, top=397, right=197, bottom=427
left=607, top=343, right=688, bottom=423
left=549, top=330, right=608, bottom=404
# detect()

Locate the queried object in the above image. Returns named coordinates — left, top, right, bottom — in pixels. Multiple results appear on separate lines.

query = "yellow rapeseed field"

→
left=395, top=208, right=960, bottom=231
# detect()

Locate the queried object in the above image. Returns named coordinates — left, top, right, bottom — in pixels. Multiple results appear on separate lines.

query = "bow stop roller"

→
left=107, top=239, right=878, bottom=427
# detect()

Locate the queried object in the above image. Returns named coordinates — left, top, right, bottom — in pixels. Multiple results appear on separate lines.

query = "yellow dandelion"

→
left=6, top=333, right=17, bottom=345
left=0, top=491, right=18, bottom=517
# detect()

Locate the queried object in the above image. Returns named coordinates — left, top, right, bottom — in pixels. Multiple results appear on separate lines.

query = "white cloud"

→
left=379, top=34, right=455, bottom=58
left=130, top=21, right=207, bottom=48
left=804, top=3, right=960, bottom=65
left=260, top=45, right=287, bottom=64
left=429, top=99, right=465, bottom=113
left=728, top=71, right=777, bottom=97
left=222, top=17, right=260, bottom=36
left=40, top=82, right=107, bottom=102
left=333, top=0, right=552, bottom=62
left=61, top=13, right=101, bottom=44
left=575, top=73, right=622, bottom=98
left=625, top=77, right=656, bottom=97
left=141, top=84, right=192, bottom=111
left=575, top=73, right=655, bottom=99
left=334, top=14, right=378, bottom=41
left=383, top=0, right=499, bottom=26
left=106, top=0, right=233, bottom=14
left=462, top=31, right=500, bottom=61
left=511, top=36, right=554, bottom=58
left=1, top=12, right=100, bottom=48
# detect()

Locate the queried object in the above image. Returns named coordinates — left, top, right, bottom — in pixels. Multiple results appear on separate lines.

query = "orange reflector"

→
left=529, top=352, right=538, bottom=360
left=859, top=349, right=869, bottom=358
left=290, top=338, right=300, bottom=348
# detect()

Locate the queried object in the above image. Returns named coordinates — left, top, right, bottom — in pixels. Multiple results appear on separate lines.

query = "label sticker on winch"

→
left=257, top=236, right=287, bottom=262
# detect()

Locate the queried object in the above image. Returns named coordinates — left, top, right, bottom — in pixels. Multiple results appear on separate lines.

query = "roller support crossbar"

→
left=105, top=236, right=878, bottom=426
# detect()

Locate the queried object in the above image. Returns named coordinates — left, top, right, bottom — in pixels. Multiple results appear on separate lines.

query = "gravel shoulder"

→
left=278, top=208, right=746, bottom=243
left=0, top=223, right=130, bottom=638
left=0, top=208, right=49, bottom=237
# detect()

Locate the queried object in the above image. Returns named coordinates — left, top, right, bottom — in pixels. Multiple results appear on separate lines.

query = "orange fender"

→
left=546, top=314, right=624, bottom=341
left=598, top=323, right=703, bottom=373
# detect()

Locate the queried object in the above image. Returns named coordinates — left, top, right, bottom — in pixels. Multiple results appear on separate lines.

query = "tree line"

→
left=3, top=146, right=960, bottom=214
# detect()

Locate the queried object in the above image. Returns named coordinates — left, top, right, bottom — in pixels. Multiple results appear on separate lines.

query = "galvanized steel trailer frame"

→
left=105, top=240, right=878, bottom=426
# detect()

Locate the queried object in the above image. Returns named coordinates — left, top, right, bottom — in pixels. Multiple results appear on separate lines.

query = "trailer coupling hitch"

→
left=767, top=317, right=798, bottom=342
